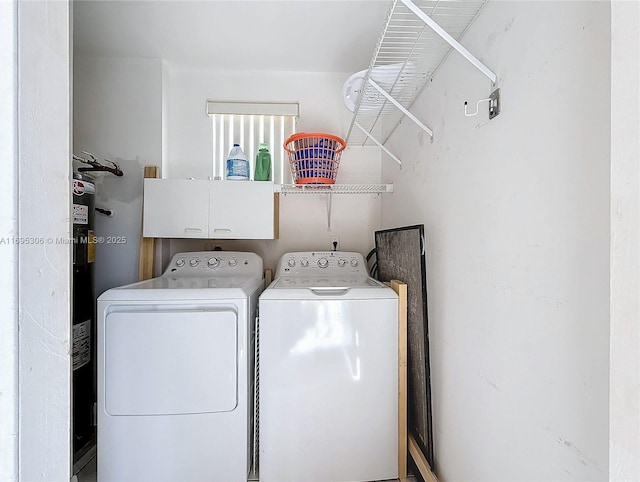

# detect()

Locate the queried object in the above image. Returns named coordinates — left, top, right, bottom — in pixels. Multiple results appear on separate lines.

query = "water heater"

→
left=72, top=172, right=96, bottom=460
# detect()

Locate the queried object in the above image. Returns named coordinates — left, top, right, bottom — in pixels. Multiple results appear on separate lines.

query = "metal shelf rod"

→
left=354, top=122, right=403, bottom=166
left=400, top=0, right=497, bottom=84
left=368, top=78, right=434, bottom=138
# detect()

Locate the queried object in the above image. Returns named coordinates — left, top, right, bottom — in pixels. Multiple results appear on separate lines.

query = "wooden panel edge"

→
left=273, top=192, right=280, bottom=239
left=139, top=165, right=159, bottom=281
left=390, top=280, right=408, bottom=479
left=409, top=433, right=438, bottom=482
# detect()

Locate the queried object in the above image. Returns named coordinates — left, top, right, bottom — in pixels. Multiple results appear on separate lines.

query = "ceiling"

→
left=73, top=0, right=392, bottom=73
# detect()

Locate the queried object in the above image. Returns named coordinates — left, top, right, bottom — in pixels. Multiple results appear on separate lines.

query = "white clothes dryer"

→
left=258, top=251, right=399, bottom=482
left=97, top=251, right=263, bottom=482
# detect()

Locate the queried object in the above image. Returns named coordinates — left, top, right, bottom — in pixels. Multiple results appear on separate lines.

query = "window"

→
left=206, top=101, right=298, bottom=183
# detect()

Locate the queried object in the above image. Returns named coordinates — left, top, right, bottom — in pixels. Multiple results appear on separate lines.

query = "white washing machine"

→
left=97, top=251, right=264, bottom=482
left=258, top=251, right=399, bottom=482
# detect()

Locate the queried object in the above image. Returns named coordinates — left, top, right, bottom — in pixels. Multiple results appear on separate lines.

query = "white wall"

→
left=74, top=57, right=163, bottom=296
left=0, top=1, right=18, bottom=480
left=163, top=66, right=383, bottom=269
left=610, top=2, right=640, bottom=479
left=69, top=5, right=640, bottom=480
left=381, top=2, right=610, bottom=480
left=7, top=2, right=636, bottom=481
left=17, top=1, right=73, bottom=480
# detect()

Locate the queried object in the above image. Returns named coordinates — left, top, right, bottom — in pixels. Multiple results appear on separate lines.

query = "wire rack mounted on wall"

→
left=275, top=183, right=394, bottom=230
left=276, top=183, right=394, bottom=195
left=344, top=0, right=498, bottom=166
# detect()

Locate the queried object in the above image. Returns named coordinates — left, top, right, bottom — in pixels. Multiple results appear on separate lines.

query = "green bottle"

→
left=254, top=143, right=271, bottom=181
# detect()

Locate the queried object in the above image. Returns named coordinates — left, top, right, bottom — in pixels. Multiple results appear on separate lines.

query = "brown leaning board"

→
left=375, top=224, right=434, bottom=471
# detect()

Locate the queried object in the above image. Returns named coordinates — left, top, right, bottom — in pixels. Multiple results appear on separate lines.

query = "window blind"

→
left=207, top=102, right=298, bottom=183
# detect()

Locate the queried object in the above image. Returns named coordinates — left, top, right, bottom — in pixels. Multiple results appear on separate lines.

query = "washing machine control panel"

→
left=164, top=251, right=263, bottom=278
left=277, top=251, right=367, bottom=277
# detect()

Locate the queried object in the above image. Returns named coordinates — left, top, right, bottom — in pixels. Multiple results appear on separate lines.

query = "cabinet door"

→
left=209, top=181, right=275, bottom=239
left=143, top=179, right=209, bottom=238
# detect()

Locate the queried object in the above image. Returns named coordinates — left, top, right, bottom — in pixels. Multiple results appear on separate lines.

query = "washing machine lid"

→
left=261, top=276, right=397, bottom=300
left=98, top=276, right=263, bottom=301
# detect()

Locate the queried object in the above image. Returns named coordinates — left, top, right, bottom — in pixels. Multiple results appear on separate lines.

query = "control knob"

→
left=176, top=259, right=185, bottom=267
left=338, top=258, right=346, bottom=267
left=318, top=257, right=329, bottom=268
left=228, top=258, right=237, bottom=267
left=287, top=259, right=296, bottom=267
left=207, top=257, right=220, bottom=268
left=350, top=258, right=359, bottom=267
left=300, top=259, right=309, bottom=267
left=190, top=258, right=199, bottom=267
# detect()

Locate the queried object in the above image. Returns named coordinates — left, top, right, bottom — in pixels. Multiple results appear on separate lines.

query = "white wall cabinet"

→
left=143, top=179, right=277, bottom=239
left=208, top=181, right=276, bottom=239
left=143, top=179, right=209, bottom=238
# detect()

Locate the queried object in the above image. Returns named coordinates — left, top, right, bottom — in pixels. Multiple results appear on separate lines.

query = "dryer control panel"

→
left=276, top=251, right=367, bottom=277
left=164, top=251, right=263, bottom=278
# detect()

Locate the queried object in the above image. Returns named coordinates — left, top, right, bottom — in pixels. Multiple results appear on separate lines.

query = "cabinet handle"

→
left=184, top=228, right=204, bottom=233
left=213, top=228, right=232, bottom=233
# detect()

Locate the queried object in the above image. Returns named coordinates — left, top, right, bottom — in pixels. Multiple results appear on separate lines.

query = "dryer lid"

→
left=97, top=276, right=264, bottom=301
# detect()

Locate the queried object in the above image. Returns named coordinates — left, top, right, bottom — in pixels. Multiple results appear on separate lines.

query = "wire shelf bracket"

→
left=276, top=183, right=394, bottom=230
left=345, top=0, right=499, bottom=166
left=368, top=78, right=434, bottom=139
left=276, top=183, right=394, bottom=195
left=354, top=122, right=403, bottom=166
left=401, top=0, right=497, bottom=84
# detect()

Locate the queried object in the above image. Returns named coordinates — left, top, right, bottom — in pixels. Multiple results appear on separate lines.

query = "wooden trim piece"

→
left=139, top=166, right=159, bottom=281
left=139, top=236, right=155, bottom=281
left=409, top=433, right=438, bottom=482
left=390, top=280, right=408, bottom=479
left=273, top=192, right=280, bottom=239
left=264, top=269, right=273, bottom=287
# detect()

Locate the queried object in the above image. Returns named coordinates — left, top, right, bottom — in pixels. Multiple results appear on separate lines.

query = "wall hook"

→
left=464, top=88, right=500, bottom=119
left=95, top=207, right=115, bottom=217
left=73, top=151, right=124, bottom=177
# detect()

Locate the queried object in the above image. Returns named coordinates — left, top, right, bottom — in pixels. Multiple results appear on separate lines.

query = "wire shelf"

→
left=346, top=0, right=489, bottom=149
left=276, top=184, right=394, bottom=195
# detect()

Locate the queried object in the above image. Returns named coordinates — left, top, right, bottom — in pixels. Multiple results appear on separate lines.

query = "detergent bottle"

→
left=226, top=144, right=250, bottom=180
left=254, top=143, right=271, bottom=181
